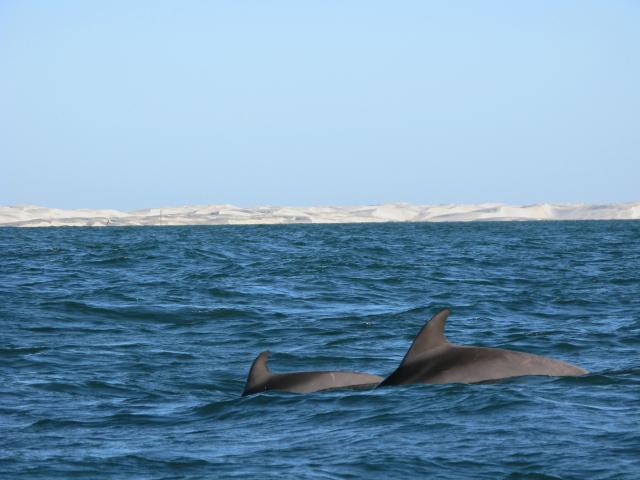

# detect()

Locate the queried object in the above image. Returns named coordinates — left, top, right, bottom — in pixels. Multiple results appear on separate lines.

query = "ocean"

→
left=1, top=221, right=639, bottom=479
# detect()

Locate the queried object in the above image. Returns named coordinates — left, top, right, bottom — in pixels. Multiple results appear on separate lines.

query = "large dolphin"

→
left=242, top=351, right=383, bottom=396
left=378, top=309, right=588, bottom=387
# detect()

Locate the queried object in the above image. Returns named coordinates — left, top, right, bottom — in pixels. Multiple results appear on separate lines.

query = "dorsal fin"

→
left=401, top=308, right=451, bottom=365
left=242, top=351, right=273, bottom=396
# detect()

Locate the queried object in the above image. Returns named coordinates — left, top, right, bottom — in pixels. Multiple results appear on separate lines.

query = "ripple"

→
left=0, top=346, right=48, bottom=356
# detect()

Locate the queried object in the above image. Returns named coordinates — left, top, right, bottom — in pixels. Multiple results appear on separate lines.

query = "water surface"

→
left=1, top=222, right=639, bottom=479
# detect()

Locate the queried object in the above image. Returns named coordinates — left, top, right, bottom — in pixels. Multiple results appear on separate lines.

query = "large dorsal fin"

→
left=242, top=351, right=273, bottom=395
left=400, top=308, right=451, bottom=365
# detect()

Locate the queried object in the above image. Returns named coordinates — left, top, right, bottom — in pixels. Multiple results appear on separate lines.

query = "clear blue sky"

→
left=1, top=1, right=638, bottom=210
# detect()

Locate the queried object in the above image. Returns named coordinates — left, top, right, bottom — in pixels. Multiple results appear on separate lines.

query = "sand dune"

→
left=0, top=202, right=638, bottom=227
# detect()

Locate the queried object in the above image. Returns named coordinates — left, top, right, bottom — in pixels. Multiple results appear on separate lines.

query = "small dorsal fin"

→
left=242, top=351, right=272, bottom=396
left=401, top=308, right=451, bottom=365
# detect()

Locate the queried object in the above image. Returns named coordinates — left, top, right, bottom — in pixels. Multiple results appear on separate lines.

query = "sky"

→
left=1, top=1, right=638, bottom=210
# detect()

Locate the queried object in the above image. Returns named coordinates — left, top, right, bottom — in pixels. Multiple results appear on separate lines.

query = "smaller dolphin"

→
left=378, top=309, right=588, bottom=387
left=242, top=351, right=383, bottom=396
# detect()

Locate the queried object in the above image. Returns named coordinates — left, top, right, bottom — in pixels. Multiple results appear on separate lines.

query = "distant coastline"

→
left=1, top=202, right=638, bottom=227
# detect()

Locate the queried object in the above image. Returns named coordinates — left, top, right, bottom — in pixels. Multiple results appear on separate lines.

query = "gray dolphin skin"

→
left=242, top=351, right=384, bottom=396
left=378, top=309, right=588, bottom=387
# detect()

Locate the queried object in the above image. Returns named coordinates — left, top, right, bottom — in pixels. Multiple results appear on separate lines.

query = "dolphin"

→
left=242, top=351, right=383, bottom=396
left=378, top=309, right=588, bottom=387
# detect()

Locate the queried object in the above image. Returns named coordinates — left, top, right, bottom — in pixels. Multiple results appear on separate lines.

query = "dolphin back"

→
left=242, top=351, right=383, bottom=396
left=378, top=309, right=588, bottom=387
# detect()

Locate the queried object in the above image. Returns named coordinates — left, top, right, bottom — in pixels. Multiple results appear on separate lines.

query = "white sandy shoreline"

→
left=0, top=203, right=638, bottom=227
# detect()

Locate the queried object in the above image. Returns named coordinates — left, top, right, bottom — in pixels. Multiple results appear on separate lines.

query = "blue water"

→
left=1, top=222, right=639, bottom=479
